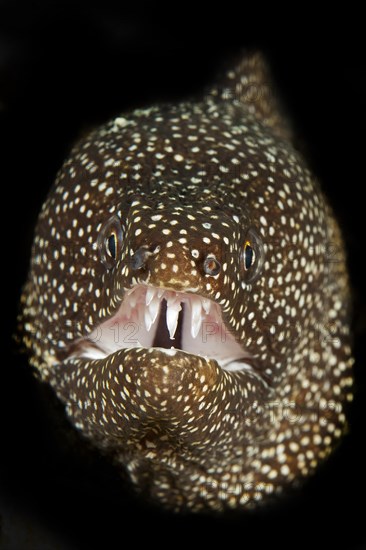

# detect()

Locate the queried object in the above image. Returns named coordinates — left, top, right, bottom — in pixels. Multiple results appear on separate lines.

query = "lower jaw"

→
left=47, top=346, right=269, bottom=442
left=45, top=345, right=273, bottom=513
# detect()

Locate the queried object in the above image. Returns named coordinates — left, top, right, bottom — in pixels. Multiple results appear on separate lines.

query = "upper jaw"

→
left=70, top=283, right=256, bottom=373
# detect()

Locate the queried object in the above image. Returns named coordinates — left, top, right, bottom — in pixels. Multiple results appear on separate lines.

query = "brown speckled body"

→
left=20, top=53, right=353, bottom=512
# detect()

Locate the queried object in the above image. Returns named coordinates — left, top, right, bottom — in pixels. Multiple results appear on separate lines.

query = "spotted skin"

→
left=20, top=53, right=353, bottom=512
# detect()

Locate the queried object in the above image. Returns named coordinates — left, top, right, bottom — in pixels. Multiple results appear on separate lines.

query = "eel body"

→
left=20, top=53, right=353, bottom=512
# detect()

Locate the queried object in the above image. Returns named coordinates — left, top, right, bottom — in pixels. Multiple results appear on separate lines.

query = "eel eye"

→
left=107, top=233, right=117, bottom=260
left=243, top=240, right=255, bottom=270
left=98, top=215, right=123, bottom=269
left=240, top=228, right=265, bottom=284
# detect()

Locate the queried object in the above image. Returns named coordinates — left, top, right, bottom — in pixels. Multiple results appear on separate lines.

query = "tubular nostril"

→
left=130, top=247, right=150, bottom=270
left=203, top=255, right=221, bottom=276
left=130, top=245, right=161, bottom=270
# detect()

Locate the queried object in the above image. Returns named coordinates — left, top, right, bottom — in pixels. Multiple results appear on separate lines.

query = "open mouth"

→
left=73, top=284, right=254, bottom=373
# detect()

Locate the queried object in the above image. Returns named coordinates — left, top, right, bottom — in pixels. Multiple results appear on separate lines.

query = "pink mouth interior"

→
left=77, top=284, right=253, bottom=372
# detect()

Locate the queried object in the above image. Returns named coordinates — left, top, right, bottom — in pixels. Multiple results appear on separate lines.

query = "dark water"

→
left=1, top=4, right=365, bottom=549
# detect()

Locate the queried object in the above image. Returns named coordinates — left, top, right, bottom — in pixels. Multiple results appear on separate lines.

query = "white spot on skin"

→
left=113, top=117, right=130, bottom=128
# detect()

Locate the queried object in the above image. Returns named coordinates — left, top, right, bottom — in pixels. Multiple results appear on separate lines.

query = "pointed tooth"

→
left=191, top=315, right=203, bottom=339
left=146, top=286, right=156, bottom=306
left=166, top=299, right=181, bottom=340
left=191, top=298, right=203, bottom=338
left=144, top=308, right=153, bottom=332
left=148, top=295, right=160, bottom=325
left=191, top=298, right=202, bottom=322
left=157, top=289, right=164, bottom=298
left=129, top=292, right=137, bottom=308
left=202, top=298, right=211, bottom=315
left=166, top=308, right=178, bottom=340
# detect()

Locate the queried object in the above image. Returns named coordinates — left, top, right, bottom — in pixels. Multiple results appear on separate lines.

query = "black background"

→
left=1, top=2, right=365, bottom=549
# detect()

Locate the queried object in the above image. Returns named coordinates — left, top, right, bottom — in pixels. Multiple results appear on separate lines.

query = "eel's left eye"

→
left=240, top=228, right=265, bottom=284
left=243, top=240, right=255, bottom=270
left=98, top=215, right=123, bottom=269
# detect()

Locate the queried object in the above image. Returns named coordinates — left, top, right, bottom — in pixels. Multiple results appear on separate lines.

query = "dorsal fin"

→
left=210, top=51, right=292, bottom=141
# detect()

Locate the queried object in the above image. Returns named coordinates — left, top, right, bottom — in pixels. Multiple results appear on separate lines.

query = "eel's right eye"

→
left=243, top=240, right=255, bottom=271
left=98, top=215, right=123, bottom=269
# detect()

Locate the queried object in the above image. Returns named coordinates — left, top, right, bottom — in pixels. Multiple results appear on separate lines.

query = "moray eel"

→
left=20, top=52, right=353, bottom=512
